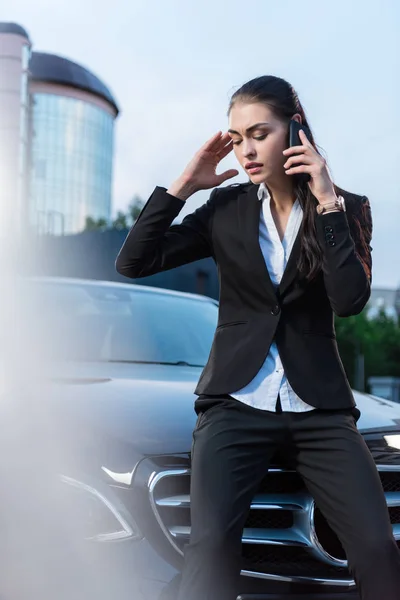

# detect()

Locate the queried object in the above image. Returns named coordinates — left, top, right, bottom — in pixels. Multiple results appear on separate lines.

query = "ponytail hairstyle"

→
left=228, top=76, right=371, bottom=282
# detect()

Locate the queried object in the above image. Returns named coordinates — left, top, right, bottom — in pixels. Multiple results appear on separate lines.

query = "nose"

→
left=242, top=139, right=256, bottom=159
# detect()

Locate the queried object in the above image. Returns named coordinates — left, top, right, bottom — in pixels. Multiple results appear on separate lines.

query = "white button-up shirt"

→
left=230, top=183, right=315, bottom=413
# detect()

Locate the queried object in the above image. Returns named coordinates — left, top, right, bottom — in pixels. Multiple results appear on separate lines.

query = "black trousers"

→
left=177, top=395, right=400, bottom=600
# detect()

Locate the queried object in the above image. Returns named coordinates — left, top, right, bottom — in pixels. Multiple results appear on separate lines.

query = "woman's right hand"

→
left=167, top=132, right=239, bottom=201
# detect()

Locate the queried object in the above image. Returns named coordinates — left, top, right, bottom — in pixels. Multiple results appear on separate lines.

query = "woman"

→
left=116, top=76, right=400, bottom=600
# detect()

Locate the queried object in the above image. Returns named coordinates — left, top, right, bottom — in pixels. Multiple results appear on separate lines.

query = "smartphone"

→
left=288, top=120, right=312, bottom=184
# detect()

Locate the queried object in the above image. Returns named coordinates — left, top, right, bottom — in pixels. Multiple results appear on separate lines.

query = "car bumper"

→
left=69, top=537, right=359, bottom=600
left=237, top=591, right=360, bottom=600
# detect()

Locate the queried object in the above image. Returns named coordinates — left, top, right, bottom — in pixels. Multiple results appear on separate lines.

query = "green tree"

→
left=84, top=216, right=109, bottom=231
left=128, top=195, right=145, bottom=223
left=364, top=311, right=400, bottom=378
left=335, top=309, right=400, bottom=391
left=111, top=211, right=129, bottom=230
left=84, top=196, right=145, bottom=232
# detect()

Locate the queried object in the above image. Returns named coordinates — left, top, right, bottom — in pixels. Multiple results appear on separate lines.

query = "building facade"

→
left=0, top=22, right=119, bottom=236
left=0, top=23, right=31, bottom=235
left=29, top=52, right=118, bottom=234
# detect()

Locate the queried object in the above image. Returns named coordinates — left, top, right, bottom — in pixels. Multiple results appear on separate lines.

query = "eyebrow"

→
left=228, top=121, right=270, bottom=135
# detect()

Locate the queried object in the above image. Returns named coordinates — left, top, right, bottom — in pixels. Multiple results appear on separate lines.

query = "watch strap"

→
left=316, top=195, right=345, bottom=215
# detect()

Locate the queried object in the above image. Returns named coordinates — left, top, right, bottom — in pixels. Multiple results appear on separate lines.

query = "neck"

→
left=264, top=178, right=296, bottom=213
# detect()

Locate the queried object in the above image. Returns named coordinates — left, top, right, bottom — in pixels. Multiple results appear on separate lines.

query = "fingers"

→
left=216, top=169, right=239, bottom=185
left=217, top=139, right=234, bottom=161
left=299, top=129, right=312, bottom=145
left=203, top=131, right=231, bottom=153
left=285, top=164, right=312, bottom=175
left=283, top=144, right=308, bottom=156
left=200, top=133, right=234, bottom=163
left=200, top=131, right=224, bottom=152
left=283, top=153, right=313, bottom=170
left=283, top=131, right=314, bottom=156
left=213, top=133, right=232, bottom=156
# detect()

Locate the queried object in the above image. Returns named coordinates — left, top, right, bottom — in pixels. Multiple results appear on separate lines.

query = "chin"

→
left=248, top=172, right=267, bottom=185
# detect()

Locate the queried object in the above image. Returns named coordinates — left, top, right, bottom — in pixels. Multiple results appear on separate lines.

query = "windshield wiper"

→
left=106, top=359, right=204, bottom=367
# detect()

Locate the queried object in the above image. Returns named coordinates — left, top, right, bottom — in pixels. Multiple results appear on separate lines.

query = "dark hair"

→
left=228, top=75, right=342, bottom=281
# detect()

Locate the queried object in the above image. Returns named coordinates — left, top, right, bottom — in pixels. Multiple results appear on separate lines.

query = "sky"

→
left=3, top=0, right=400, bottom=287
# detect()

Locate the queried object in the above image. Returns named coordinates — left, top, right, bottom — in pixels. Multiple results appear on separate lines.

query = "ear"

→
left=292, top=113, right=302, bottom=124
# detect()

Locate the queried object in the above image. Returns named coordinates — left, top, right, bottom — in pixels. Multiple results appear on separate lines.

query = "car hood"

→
left=42, top=361, right=203, bottom=459
left=42, top=361, right=400, bottom=459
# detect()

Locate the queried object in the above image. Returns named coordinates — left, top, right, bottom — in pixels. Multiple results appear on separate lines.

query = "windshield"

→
left=24, top=280, right=219, bottom=366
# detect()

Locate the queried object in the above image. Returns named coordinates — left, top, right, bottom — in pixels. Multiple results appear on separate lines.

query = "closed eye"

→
left=232, top=134, right=267, bottom=146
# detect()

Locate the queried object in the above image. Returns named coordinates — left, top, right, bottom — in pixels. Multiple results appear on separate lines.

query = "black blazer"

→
left=115, top=183, right=373, bottom=410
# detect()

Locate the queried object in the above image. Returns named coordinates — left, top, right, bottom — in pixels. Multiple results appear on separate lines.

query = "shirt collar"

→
left=257, top=182, right=269, bottom=202
left=257, top=182, right=301, bottom=211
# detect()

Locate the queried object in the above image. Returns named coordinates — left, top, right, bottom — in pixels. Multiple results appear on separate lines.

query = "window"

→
left=22, top=44, right=30, bottom=70
left=30, top=94, right=114, bottom=234
left=23, top=281, right=219, bottom=365
left=20, top=72, right=28, bottom=106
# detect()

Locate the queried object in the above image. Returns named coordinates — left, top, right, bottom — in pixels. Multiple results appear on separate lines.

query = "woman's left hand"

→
left=282, top=129, right=337, bottom=204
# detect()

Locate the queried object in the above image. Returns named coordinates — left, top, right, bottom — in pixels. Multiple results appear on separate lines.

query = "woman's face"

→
left=228, top=101, right=294, bottom=185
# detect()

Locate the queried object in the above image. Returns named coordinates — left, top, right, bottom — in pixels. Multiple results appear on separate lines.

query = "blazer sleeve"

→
left=315, top=196, right=373, bottom=317
left=115, top=186, right=216, bottom=278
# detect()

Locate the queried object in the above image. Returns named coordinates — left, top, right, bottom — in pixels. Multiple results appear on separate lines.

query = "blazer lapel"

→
left=237, top=184, right=278, bottom=304
left=278, top=228, right=302, bottom=298
left=237, top=183, right=303, bottom=302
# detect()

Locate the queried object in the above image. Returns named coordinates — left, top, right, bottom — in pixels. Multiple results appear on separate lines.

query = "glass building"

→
left=0, top=23, right=31, bottom=235
left=0, top=23, right=119, bottom=236
left=29, top=52, right=119, bottom=235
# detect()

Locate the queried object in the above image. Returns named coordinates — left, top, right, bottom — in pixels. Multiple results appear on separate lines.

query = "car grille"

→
left=148, top=465, right=400, bottom=585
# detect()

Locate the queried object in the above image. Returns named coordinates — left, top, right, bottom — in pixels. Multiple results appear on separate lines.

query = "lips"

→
left=245, top=162, right=263, bottom=170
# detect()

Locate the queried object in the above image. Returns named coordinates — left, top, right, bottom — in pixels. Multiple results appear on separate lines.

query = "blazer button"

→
left=271, top=305, right=280, bottom=316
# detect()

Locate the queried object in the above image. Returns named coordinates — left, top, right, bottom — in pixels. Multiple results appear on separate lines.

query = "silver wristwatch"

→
left=316, top=195, right=346, bottom=215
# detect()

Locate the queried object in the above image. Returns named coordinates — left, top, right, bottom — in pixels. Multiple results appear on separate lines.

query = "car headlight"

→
left=365, top=433, right=400, bottom=465
left=384, top=435, right=400, bottom=451
left=60, top=475, right=142, bottom=542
